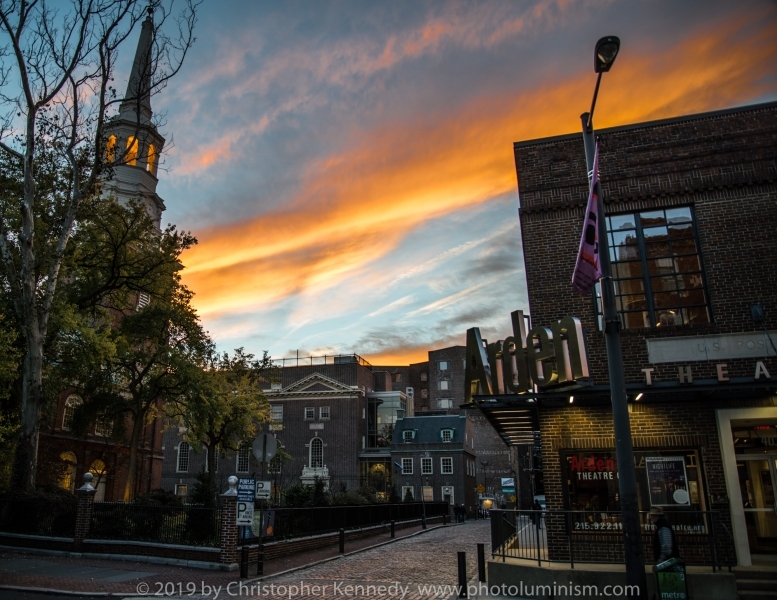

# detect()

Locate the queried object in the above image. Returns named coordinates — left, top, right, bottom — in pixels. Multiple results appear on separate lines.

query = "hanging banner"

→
left=572, top=141, right=602, bottom=295
left=645, top=457, right=690, bottom=506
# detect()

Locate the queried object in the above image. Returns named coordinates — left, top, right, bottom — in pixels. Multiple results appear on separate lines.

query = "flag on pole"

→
left=572, top=142, right=602, bottom=294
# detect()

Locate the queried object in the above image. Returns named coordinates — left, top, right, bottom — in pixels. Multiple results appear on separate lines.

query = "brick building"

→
left=390, top=413, right=477, bottom=513
left=496, top=101, right=777, bottom=566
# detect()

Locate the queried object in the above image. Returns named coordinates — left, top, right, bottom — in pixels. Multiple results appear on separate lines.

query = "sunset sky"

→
left=151, top=0, right=777, bottom=365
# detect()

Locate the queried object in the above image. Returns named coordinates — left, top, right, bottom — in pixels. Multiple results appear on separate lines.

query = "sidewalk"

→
left=0, top=521, right=452, bottom=596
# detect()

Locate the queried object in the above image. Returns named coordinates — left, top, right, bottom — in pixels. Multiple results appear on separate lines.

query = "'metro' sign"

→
left=464, top=310, right=590, bottom=402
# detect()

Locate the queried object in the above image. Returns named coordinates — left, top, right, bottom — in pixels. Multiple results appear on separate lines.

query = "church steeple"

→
left=119, top=8, right=154, bottom=124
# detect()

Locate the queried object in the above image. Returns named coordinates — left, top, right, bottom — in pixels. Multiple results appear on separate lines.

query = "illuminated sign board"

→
left=465, top=310, right=590, bottom=402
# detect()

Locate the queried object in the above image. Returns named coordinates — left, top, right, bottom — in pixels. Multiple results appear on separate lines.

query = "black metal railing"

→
left=490, top=509, right=735, bottom=570
left=0, top=498, right=77, bottom=538
left=89, top=502, right=222, bottom=547
left=263, top=502, right=449, bottom=540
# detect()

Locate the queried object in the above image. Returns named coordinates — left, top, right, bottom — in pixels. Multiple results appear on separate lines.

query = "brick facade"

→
left=514, top=102, right=777, bottom=565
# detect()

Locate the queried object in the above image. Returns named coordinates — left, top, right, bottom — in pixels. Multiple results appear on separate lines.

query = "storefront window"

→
left=563, top=449, right=706, bottom=512
left=733, top=424, right=777, bottom=454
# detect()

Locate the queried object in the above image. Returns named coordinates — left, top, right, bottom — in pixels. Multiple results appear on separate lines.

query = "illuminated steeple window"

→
left=147, top=143, right=157, bottom=173
left=126, top=136, right=138, bottom=166
left=106, top=135, right=117, bottom=162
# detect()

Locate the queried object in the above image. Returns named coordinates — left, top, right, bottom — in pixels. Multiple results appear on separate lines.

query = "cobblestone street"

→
left=240, top=520, right=490, bottom=599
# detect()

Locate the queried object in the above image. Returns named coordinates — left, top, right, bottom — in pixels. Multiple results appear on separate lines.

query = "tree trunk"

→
left=13, top=323, right=44, bottom=490
left=123, top=412, right=145, bottom=502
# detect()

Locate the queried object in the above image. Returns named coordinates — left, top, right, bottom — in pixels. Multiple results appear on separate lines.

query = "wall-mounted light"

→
left=569, top=396, right=574, bottom=404
left=635, top=393, right=644, bottom=401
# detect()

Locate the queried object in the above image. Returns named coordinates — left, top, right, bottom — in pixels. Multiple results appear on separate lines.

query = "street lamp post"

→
left=580, top=36, right=647, bottom=600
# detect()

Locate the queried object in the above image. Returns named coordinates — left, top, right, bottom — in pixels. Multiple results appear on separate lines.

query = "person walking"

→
left=533, top=499, right=543, bottom=530
left=453, top=503, right=460, bottom=523
left=649, top=507, right=679, bottom=562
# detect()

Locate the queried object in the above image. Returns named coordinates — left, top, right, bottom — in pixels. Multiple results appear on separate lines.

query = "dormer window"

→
left=126, top=136, right=138, bottom=166
left=441, top=429, right=453, bottom=443
left=147, top=143, right=157, bottom=174
left=106, top=135, right=117, bottom=163
left=403, top=430, right=414, bottom=443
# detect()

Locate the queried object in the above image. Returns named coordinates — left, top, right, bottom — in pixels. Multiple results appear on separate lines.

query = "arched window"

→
left=310, top=438, right=323, bottom=468
left=106, top=135, right=117, bottom=163
left=62, top=395, right=82, bottom=431
left=146, top=143, right=157, bottom=173
left=59, top=451, right=77, bottom=492
left=177, top=441, right=190, bottom=472
left=126, top=136, right=138, bottom=166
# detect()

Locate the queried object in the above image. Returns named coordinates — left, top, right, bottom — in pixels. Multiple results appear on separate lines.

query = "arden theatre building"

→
left=468, top=102, right=777, bottom=567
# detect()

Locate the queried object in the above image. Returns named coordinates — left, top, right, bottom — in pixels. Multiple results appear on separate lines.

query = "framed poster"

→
left=645, top=456, right=691, bottom=506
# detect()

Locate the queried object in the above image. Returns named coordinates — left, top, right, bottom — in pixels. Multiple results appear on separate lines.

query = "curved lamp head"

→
left=594, top=36, right=620, bottom=73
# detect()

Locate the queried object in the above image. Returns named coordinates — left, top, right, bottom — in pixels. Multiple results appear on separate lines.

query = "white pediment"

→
left=271, top=373, right=360, bottom=396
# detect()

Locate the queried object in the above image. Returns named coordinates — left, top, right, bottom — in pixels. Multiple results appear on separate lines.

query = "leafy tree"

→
left=309, top=476, right=329, bottom=507
left=189, top=469, right=218, bottom=506
left=283, top=482, right=313, bottom=508
left=0, top=0, right=198, bottom=490
left=168, top=348, right=275, bottom=488
left=389, top=484, right=400, bottom=504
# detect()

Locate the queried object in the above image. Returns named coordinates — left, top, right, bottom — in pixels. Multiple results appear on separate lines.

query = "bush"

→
left=283, top=483, right=313, bottom=507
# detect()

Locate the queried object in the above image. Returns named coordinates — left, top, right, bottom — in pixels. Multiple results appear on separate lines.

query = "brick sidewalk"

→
left=0, top=520, right=476, bottom=596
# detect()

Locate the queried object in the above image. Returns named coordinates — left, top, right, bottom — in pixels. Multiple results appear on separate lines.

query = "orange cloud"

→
left=182, top=15, right=777, bottom=322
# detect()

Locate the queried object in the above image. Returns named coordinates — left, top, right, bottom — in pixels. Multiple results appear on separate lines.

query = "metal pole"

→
left=457, top=551, right=468, bottom=598
left=581, top=112, right=647, bottom=600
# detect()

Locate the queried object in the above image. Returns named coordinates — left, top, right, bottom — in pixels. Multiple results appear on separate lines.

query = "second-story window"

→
left=177, top=442, right=190, bottom=473
left=304, top=407, right=315, bottom=420
left=421, top=457, right=433, bottom=474
left=310, top=438, right=323, bottom=468
left=402, top=458, right=413, bottom=474
left=320, top=406, right=330, bottom=419
left=441, top=457, right=453, bottom=474
left=596, top=207, right=710, bottom=329
left=62, top=395, right=82, bottom=431
left=236, top=443, right=251, bottom=473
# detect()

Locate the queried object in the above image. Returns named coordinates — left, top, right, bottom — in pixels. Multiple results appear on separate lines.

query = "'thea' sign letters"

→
left=465, top=310, right=590, bottom=402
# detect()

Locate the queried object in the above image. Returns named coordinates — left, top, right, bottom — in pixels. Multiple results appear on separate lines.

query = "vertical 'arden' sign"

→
left=464, top=310, right=590, bottom=402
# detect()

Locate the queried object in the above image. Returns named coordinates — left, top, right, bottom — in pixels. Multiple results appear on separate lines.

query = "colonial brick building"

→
left=497, top=101, right=777, bottom=566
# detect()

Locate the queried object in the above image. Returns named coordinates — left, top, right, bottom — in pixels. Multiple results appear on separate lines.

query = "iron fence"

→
left=490, top=509, right=735, bottom=570
left=261, top=501, right=450, bottom=541
left=89, top=502, right=222, bottom=547
left=0, top=498, right=77, bottom=538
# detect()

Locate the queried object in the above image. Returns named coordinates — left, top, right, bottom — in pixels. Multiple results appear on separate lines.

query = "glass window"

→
left=105, top=135, right=117, bottom=163
left=402, top=458, right=413, bottom=474
left=421, top=457, right=433, bottom=474
left=438, top=380, right=450, bottom=391
left=438, top=361, right=449, bottom=371
left=177, top=442, right=190, bottom=473
left=367, top=394, right=406, bottom=448
left=62, top=395, right=82, bottom=431
left=236, top=443, right=251, bottom=473
left=393, top=373, right=402, bottom=382
left=310, top=438, right=323, bottom=468
left=420, top=373, right=428, bottom=382
left=441, top=457, right=453, bottom=474
left=403, top=430, right=413, bottom=443
left=175, top=484, right=187, bottom=498
left=438, top=398, right=453, bottom=409
left=125, top=136, right=138, bottom=166
left=596, top=207, right=709, bottom=329
left=320, top=406, right=330, bottom=419
left=304, top=407, right=315, bottom=420
left=402, top=486, right=414, bottom=501
left=271, top=405, right=283, bottom=422
left=421, top=389, right=428, bottom=398
left=147, top=143, right=157, bottom=173
left=441, top=429, right=453, bottom=443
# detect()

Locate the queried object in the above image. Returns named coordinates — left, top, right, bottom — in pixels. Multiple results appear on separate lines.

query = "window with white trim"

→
left=421, top=457, right=433, bottom=475
left=401, top=486, right=414, bottom=501
left=320, top=406, right=330, bottom=419
left=441, top=429, right=453, bottom=443
left=271, top=405, right=283, bottom=422
left=403, top=430, right=414, bottom=443
left=177, top=442, right=190, bottom=473
left=62, top=395, right=82, bottom=431
left=438, top=398, right=452, bottom=409
left=304, top=407, right=315, bottom=420
left=310, top=437, right=323, bottom=468
left=236, top=443, right=251, bottom=473
left=175, top=484, right=187, bottom=498
left=437, top=380, right=450, bottom=391
left=402, top=458, right=413, bottom=474
left=441, top=457, right=453, bottom=474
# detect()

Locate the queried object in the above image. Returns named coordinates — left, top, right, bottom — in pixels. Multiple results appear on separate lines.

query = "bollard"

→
left=457, top=551, right=467, bottom=598
left=422, top=514, right=427, bottom=530
left=240, top=544, right=249, bottom=578
left=390, top=520, right=395, bottom=539
left=477, top=543, right=486, bottom=582
left=339, top=528, right=345, bottom=554
left=443, top=512, right=447, bottom=526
